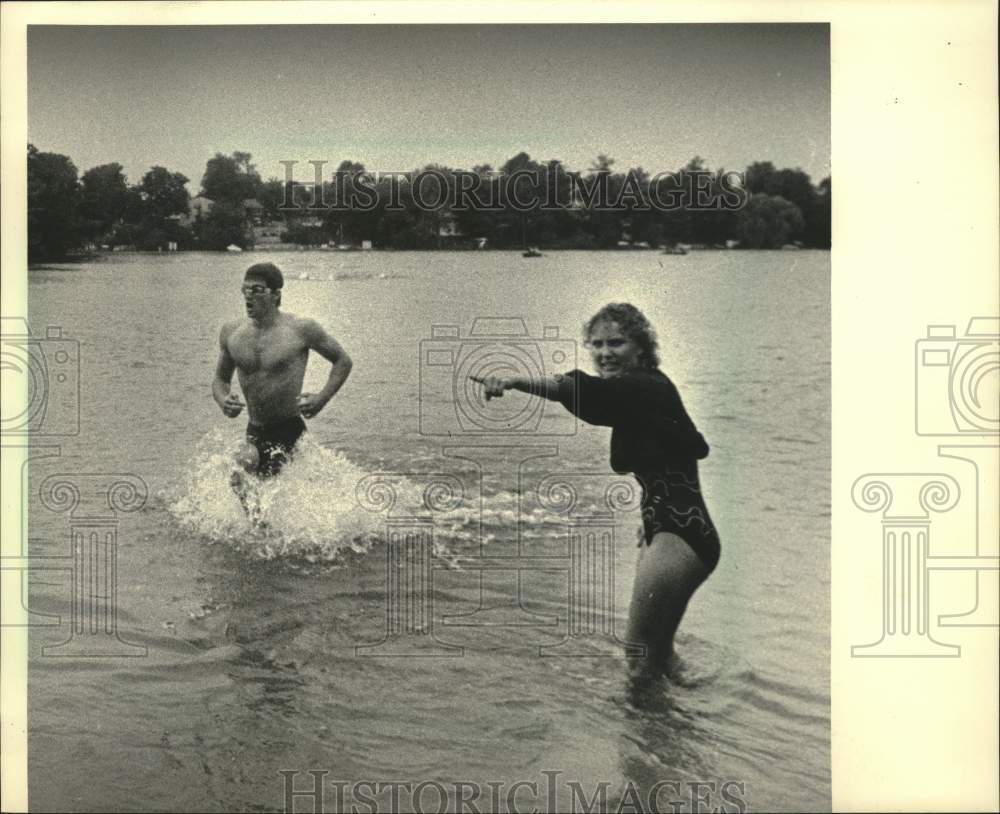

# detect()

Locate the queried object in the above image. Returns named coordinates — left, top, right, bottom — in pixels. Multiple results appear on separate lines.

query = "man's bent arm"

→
left=212, top=324, right=238, bottom=409
left=302, top=319, right=353, bottom=405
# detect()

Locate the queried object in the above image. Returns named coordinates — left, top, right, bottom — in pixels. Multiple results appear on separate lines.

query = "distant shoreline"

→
left=34, top=244, right=827, bottom=265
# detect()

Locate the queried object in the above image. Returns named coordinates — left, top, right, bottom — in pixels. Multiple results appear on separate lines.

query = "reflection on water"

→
left=28, top=250, right=830, bottom=812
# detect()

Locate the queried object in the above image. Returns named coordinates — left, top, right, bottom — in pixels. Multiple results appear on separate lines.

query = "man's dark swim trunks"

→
left=245, top=415, right=306, bottom=478
left=556, top=368, right=721, bottom=573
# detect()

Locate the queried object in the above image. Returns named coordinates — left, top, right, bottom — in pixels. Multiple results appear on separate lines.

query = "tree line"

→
left=27, top=146, right=830, bottom=261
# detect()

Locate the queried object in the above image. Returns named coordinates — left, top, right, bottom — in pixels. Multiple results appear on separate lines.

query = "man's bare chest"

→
left=229, top=327, right=306, bottom=374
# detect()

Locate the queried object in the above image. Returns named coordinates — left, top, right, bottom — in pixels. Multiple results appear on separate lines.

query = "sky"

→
left=27, top=24, right=829, bottom=191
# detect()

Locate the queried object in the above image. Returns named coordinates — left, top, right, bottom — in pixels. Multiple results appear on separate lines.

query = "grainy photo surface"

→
left=14, top=15, right=834, bottom=814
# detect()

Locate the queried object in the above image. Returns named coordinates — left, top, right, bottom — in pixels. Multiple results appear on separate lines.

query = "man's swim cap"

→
left=244, top=262, right=284, bottom=290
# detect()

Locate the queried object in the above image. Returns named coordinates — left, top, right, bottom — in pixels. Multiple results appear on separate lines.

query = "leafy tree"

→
left=490, top=152, right=543, bottom=248
left=746, top=162, right=816, bottom=225
left=233, top=152, right=256, bottom=175
left=653, top=167, right=692, bottom=246
left=107, top=222, right=142, bottom=249
left=27, top=144, right=81, bottom=261
left=195, top=202, right=250, bottom=250
left=665, top=156, right=716, bottom=244
left=530, top=159, right=584, bottom=248
left=78, top=163, right=128, bottom=241
left=321, top=159, right=379, bottom=244
left=451, top=163, right=503, bottom=246
left=121, top=185, right=146, bottom=226
left=578, top=154, right=625, bottom=248
left=336, top=159, right=366, bottom=176
left=770, top=169, right=816, bottom=224
left=140, top=166, right=190, bottom=222
left=803, top=176, right=831, bottom=248
left=736, top=194, right=805, bottom=249
left=589, top=154, right=615, bottom=174
left=200, top=152, right=261, bottom=204
left=744, top=161, right=778, bottom=195
left=257, top=178, right=288, bottom=220
left=688, top=165, right=741, bottom=246
left=615, top=166, right=662, bottom=247
left=26, top=142, right=832, bottom=253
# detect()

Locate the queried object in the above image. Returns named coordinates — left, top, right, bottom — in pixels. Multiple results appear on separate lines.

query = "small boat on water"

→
left=226, top=244, right=243, bottom=253
left=662, top=245, right=688, bottom=255
left=523, top=246, right=543, bottom=258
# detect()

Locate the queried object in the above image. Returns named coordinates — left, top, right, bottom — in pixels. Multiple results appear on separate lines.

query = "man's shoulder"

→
left=219, top=318, right=247, bottom=340
left=282, top=312, right=317, bottom=333
left=285, top=313, right=333, bottom=339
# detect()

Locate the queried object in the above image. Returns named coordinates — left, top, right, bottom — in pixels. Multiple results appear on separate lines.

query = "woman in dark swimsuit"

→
left=476, top=303, right=719, bottom=682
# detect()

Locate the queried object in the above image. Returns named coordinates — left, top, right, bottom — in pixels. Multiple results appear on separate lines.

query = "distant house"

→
left=189, top=196, right=214, bottom=220
left=174, top=195, right=214, bottom=228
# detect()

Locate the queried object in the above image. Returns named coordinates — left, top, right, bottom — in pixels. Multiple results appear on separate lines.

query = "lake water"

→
left=25, top=249, right=830, bottom=812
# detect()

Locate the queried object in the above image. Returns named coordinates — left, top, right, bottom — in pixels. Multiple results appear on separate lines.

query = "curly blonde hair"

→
left=583, top=303, right=660, bottom=369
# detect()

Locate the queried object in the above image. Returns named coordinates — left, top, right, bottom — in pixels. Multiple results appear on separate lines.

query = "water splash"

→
left=167, top=428, right=390, bottom=561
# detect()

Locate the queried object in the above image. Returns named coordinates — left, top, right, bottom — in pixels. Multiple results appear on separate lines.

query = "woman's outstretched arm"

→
left=474, top=369, right=708, bottom=459
left=473, top=374, right=562, bottom=401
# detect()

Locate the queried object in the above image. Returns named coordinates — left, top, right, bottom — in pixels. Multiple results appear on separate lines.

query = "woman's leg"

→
left=625, top=531, right=710, bottom=681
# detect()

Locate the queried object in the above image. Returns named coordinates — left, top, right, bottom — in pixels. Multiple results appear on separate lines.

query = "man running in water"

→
left=212, top=263, right=352, bottom=515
